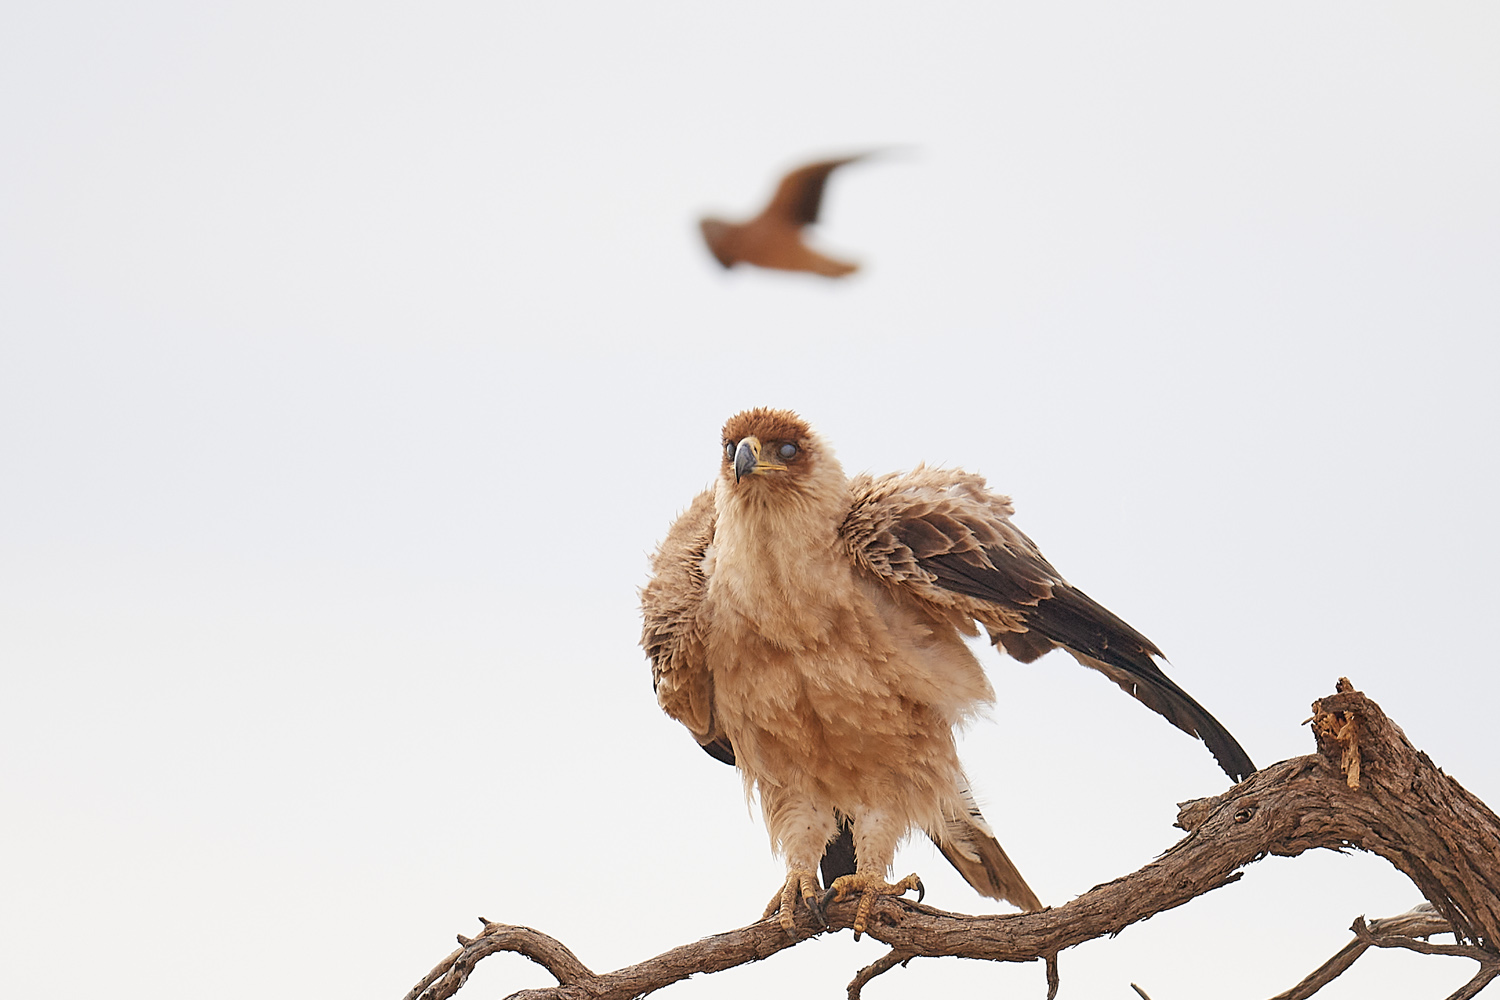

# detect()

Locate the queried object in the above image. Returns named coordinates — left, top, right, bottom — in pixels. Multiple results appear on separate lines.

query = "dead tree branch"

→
left=405, top=680, right=1500, bottom=999
left=1266, top=904, right=1464, bottom=999
left=846, top=949, right=914, bottom=1000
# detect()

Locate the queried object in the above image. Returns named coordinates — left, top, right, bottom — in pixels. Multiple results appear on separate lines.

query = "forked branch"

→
left=405, top=681, right=1500, bottom=1000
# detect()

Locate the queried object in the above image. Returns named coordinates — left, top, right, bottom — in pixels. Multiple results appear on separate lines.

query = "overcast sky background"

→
left=3, top=3, right=1498, bottom=998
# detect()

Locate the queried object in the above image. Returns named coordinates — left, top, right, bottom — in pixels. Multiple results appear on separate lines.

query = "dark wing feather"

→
left=927, top=546, right=1255, bottom=780
left=843, top=469, right=1256, bottom=783
left=700, top=736, right=735, bottom=766
left=766, top=156, right=864, bottom=227
left=921, top=543, right=1163, bottom=665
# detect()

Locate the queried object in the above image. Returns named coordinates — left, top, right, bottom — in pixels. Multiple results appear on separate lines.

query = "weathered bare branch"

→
left=846, top=949, right=913, bottom=1000
left=1452, top=971, right=1500, bottom=1000
left=1268, top=904, right=1453, bottom=1000
left=1353, top=913, right=1490, bottom=962
left=1306, top=680, right=1500, bottom=949
left=1447, top=965, right=1500, bottom=1000
left=405, top=921, right=595, bottom=1000
left=405, top=681, right=1500, bottom=999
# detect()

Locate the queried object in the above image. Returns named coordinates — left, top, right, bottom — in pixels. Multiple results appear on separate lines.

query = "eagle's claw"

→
left=764, top=868, right=826, bottom=932
left=823, top=872, right=925, bottom=940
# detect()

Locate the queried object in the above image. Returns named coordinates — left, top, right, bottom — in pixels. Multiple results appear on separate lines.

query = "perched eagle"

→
left=699, top=155, right=870, bottom=277
left=640, top=408, right=1255, bottom=936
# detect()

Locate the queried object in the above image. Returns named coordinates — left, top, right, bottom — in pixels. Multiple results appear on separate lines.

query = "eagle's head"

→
left=718, top=406, right=843, bottom=505
left=698, top=217, right=738, bottom=269
left=716, top=407, right=847, bottom=533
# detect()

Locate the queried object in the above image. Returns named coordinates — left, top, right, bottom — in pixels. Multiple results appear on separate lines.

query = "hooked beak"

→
left=733, top=437, right=759, bottom=483
left=732, top=435, right=790, bottom=483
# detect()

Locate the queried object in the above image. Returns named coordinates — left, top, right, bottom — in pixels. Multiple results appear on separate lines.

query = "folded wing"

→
left=640, top=488, right=734, bottom=764
left=841, top=467, right=1256, bottom=782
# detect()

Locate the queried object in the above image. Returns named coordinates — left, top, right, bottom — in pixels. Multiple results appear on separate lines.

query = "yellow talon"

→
left=823, top=872, right=924, bottom=939
left=763, top=868, right=825, bottom=932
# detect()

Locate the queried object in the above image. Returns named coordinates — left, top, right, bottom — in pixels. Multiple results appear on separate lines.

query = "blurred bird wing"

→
left=763, top=155, right=865, bottom=228
left=640, top=488, right=734, bottom=764
left=840, top=467, right=1255, bottom=781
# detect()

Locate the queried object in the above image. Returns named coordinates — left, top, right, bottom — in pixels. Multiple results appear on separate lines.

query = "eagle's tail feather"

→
left=820, top=817, right=858, bottom=888
left=819, top=789, right=1041, bottom=914
left=928, top=783, right=1042, bottom=912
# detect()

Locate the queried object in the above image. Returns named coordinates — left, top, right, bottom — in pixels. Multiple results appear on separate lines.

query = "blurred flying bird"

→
left=641, top=408, right=1255, bottom=936
left=698, top=154, right=871, bottom=277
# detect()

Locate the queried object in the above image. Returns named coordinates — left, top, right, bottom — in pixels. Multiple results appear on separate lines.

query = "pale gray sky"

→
left=2, top=3, right=1498, bottom=998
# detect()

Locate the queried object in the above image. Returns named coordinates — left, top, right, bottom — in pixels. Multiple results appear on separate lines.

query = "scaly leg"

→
left=762, top=867, right=825, bottom=930
left=759, top=791, right=838, bottom=931
left=822, top=808, right=924, bottom=939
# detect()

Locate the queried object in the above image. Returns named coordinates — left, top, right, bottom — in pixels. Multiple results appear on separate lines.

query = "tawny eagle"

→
left=640, top=408, right=1254, bottom=935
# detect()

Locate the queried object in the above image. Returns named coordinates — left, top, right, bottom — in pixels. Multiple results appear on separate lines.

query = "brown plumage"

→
left=640, top=408, right=1255, bottom=935
left=698, top=155, right=869, bottom=277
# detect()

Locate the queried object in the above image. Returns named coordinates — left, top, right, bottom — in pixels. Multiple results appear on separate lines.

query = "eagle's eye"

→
left=724, top=441, right=736, bottom=461
left=778, top=442, right=799, bottom=460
